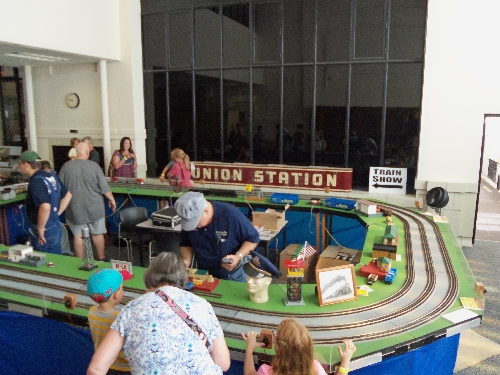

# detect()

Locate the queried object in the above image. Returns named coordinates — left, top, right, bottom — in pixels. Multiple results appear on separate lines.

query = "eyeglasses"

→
left=272, top=330, right=287, bottom=346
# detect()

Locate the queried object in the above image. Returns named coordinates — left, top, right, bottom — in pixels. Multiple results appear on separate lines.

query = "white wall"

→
left=16, top=0, right=147, bottom=176
left=417, top=0, right=500, bottom=245
left=0, top=0, right=121, bottom=60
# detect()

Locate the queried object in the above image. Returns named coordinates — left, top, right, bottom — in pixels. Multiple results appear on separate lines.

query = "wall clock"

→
left=65, top=93, right=80, bottom=108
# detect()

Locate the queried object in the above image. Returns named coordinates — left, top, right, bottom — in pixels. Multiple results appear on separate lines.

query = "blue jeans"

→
left=29, top=223, right=62, bottom=254
left=227, top=255, right=251, bottom=282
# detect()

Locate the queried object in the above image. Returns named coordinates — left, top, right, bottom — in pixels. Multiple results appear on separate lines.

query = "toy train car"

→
left=384, top=267, right=398, bottom=284
left=325, top=197, right=356, bottom=210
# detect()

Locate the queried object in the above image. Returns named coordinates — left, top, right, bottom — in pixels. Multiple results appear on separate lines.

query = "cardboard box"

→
left=279, top=244, right=318, bottom=284
left=253, top=209, right=286, bottom=230
left=316, top=245, right=362, bottom=271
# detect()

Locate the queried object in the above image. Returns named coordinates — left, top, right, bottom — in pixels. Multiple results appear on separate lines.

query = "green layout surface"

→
left=0, top=191, right=483, bottom=364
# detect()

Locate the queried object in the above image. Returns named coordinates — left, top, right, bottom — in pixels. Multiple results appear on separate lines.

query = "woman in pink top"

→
left=242, top=318, right=356, bottom=375
left=167, top=148, right=195, bottom=187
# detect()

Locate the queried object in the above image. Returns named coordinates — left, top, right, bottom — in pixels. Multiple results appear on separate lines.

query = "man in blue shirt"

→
left=20, top=150, right=72, bottom=254
left=175, top=192, right=259, bottom=282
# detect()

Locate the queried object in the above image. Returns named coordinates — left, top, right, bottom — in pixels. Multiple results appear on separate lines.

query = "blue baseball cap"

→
left=87, top=269, right=123, bottom=303
left=244, top=251, right=282, bottom=278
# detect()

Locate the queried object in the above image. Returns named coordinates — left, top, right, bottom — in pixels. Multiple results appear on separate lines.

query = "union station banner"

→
left=192, top=162, right=352, bottom=191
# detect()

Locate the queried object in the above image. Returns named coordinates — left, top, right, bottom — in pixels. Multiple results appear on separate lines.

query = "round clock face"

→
left=66, top=93, right=80, bottom=108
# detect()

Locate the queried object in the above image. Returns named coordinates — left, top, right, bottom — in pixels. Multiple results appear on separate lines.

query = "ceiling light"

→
left=4, top=52, right=68, bottom=62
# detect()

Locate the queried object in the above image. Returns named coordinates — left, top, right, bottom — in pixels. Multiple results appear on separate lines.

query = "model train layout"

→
left=0, top=197, right=481, bottom=369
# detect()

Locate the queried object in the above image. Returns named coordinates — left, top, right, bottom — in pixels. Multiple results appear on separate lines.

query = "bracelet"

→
left=123, top=156, right=128, bottom=161
left=338, top=367, right=349, bottom=374
left=160, top=174, right=165, bottom=177
left=236, top=252, right=243, bottom=262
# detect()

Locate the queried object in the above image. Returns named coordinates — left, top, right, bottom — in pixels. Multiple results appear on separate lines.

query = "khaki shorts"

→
left=67, top=217, right=107, bottom=236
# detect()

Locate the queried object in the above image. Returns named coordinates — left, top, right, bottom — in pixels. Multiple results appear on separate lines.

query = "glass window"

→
left=169, top=12, right=193, bottom=68
left=169, top=71, right=193, bottom=154
left=223, top=69, right=250, bottom=162
left=252, top=67, right=280, bottom=163
left=389, top=0, right=427, bottom=60
left=317, top=0, right=351, bottom=62
left=253, top=2, right=281, bottom=63
left=223, top=3, right=250, bottom=67
left=350, top=63, right=385, bottom=184
left=386, top=63, right=423, bottom=168
left=143, top=13, right=166, bottom=70
left=315, top=64, right=349, bottom=166
left=284, top=0, right=315, bottom=63
left=195, top=70, right=221, bottom=161
left=195, top=8, right=221, bottom=69
left=1, top=81, right=23, bottom=146
left=354, top=0, right=386, bottom=59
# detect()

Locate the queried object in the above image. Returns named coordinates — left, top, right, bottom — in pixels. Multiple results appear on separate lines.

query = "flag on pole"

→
left=298, top=241, right=317, bottom=260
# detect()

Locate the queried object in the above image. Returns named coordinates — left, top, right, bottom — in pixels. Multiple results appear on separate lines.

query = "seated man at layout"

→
left=243, top=251, right=282, bottom=303
left=174, top=192, right=260, bottom=282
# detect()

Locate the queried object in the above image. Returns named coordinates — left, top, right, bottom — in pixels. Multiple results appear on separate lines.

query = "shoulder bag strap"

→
left=155, top=289, right=210, bottom=349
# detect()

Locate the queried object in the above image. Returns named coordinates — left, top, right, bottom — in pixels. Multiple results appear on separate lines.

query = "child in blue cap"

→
left=87, top=269, right=131, bottom=375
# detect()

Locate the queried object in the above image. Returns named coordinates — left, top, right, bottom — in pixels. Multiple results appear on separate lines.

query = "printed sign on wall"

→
left=369, top=167, right=407, bottom=195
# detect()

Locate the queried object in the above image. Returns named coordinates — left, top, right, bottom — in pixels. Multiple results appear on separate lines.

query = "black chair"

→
left=118, top=207, right=151, bottom=262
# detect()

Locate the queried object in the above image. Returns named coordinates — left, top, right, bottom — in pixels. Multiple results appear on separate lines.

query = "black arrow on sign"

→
left=372, top=183, right=404, bottom=189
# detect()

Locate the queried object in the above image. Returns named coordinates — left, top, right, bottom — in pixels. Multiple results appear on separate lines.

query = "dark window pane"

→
left=350, top=63, right=385, bottom=185
left=315, top=64, right=349, bottom=166
left=169, top=12, right=192, bottom=68
left=284, top=0, right=315, bottom=63
left=143, top=13, right=166, bottom=70
left=1, top=81, right=22, bottom=146
left=355, top=0, right=386, bottom=59
left=143, top=72, right=168, bottom=175
left=169, top=71, right=193, bottom=154
left=386, top=63, right=422, bottom=168
left=282, top=66, right=314, bottom=165
left=389, top=0, right=427, bottom=60
left=254, top=2, right=281, bottom=63
left=317, top=0, right=350, bottom=62
left=223, top=69, right=249, bottom=162
left=195, top=8, right=221, bottom=69
left=252, top=67, right=280, bottom=163
left=195, top=70, right=221, bottom=161
left=223, top=4, right=250, bottom=67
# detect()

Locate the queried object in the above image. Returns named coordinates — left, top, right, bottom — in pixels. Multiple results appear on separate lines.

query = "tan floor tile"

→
left=454, top=330, right=500, bottom=372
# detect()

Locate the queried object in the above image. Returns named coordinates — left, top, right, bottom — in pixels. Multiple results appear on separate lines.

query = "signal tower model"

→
left=284, top=259, right=306, bottom=306
left=79, top=226, right=98, bottom=271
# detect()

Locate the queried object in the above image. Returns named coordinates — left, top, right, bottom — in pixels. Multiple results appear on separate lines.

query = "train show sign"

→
left=192, top=162, right=352, bottom=191
left=369, top=167, right=407, bottom=195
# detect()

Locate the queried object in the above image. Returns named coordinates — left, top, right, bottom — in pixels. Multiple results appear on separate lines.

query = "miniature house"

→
left=356, top=200, right=379, bottom=216
left=377, top=257, right=392, bottom=271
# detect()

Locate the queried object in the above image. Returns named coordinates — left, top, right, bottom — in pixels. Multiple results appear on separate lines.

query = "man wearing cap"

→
left=174, top=191, right=260, bottom=282
left=19, top=150, right=72, bottom=254
left=244, top=251, right=281, bottom=303
left=59, top=142, right=117, bottom=260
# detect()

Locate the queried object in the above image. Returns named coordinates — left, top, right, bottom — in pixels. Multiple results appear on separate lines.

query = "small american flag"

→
left=298, top=241, right=317, bottom=259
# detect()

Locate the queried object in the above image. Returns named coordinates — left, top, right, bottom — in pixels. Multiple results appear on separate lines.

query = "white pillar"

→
left=24, top=65, right=37, bottom=151
left=99, top=60, right=111, bottom=165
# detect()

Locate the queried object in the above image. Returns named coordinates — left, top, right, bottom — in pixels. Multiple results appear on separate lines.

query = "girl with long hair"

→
left=167, top=148, right=195, bottom=187
left=112, top=137, right=137, bottom=178
left=243, top=318, right=356, bottom=375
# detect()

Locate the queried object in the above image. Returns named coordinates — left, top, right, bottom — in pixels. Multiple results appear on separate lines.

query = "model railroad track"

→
left=0, top=262, right=222, bottom=310
left=218, top=204, right=459, bottom=345
left=0, top=203, right=459, bottom=346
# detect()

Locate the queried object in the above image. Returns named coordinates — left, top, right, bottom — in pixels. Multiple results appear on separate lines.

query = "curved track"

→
left=0, top=203, right=459, bottom=347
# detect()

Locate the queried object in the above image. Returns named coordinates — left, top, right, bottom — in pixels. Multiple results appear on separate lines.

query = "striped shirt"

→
left=88, top=306, right=131, bottom=372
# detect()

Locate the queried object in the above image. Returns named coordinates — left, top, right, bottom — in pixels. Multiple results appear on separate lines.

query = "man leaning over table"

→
left=174, top=192, right=259, bottom=282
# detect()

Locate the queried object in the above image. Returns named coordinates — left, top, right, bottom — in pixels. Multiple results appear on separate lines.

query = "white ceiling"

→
left=0, top=42, right=102, bottom=67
